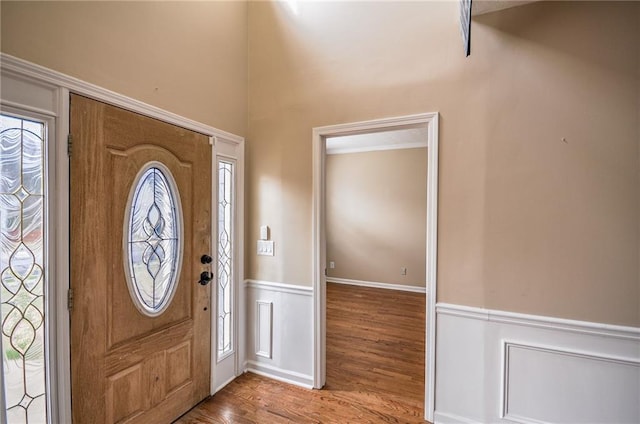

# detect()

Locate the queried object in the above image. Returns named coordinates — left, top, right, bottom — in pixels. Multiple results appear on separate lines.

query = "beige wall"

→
left=0, top=1, right=248, bottom=136
left=326, top=148, right=427, bottom=287
left=247, top=1, right=640, bottom=326
left=2, top=1, right=637, bottom=327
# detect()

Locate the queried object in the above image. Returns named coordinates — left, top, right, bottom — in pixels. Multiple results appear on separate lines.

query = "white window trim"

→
left=0, top=106, right=58, bottom=424
left=0, top=52, right=245, bottom=420
left=212, top=139, right=246, bottom=393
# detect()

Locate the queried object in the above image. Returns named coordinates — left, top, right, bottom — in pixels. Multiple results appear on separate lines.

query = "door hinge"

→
left=324, top=268, right=327, bottom=276
left=67, top=288, right=74, bottom=312
left=67, top=134, right=73, bottom=157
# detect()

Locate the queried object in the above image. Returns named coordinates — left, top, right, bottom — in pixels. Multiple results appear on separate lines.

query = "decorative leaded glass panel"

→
left=124, top=165, right=182, bottom=316
left=0, top=114, right=48, bottom=424
left=217, top=161, right=234, bottom=358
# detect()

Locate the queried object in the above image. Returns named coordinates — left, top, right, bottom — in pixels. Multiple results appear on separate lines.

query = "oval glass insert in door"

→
left=123, top=162, right=183, bottom=317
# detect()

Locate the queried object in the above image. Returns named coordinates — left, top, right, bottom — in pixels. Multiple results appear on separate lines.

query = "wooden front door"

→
left=70, top=94, right=212, bottom=424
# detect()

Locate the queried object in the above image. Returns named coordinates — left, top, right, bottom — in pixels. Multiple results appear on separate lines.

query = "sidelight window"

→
left=217, top=160, right=234, bottom=359
left=0, top=114, right=48, bottom=424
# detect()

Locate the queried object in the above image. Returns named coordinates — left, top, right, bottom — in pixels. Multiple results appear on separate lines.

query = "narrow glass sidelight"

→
left=124, top=164, right=183, bottom=317
left=217, top=160, right=234, bottom=359
left=0, top=114, right=48, bottom=424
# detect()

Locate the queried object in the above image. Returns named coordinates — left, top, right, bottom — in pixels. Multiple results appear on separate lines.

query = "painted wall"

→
left=247, top=1, right=640, bottom=327
left=326, top=148, right=427, bottom=287
left=0, top=1, right=247, bottom=136
left=2, top=0, right=637, bottom=326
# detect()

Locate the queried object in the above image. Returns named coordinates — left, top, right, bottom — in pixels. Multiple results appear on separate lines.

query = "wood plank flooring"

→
left=175, top=283, right=427, bottom=423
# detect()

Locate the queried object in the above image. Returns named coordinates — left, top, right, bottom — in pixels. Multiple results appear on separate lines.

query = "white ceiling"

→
left=326, top=127, right=428, bottom=155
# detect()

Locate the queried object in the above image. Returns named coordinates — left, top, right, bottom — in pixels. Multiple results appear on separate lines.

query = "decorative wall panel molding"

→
left=501, top=341, right=639, bottom=424
left=244, top=280, right=314, bottom=388
left=255, top=301, right=273, bottom=359
left=435, top=303, right=640, bottom=423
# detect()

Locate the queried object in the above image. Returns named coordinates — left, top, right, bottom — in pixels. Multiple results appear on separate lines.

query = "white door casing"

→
left=311, top=112, right=439, bottom=422
left=213, top=138, right=245, bottom=393
left=1, top=64, right=69, bottom=424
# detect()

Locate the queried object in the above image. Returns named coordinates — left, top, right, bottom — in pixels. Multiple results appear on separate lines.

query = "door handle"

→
left=200, top=254, right=213, bottom=264
left=199, top=271, right=213, bottom=286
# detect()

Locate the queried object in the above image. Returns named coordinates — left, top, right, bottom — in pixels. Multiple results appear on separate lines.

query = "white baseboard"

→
left=435, top=303, right=640, bottom=423
left=327, top=277, right=426, bottom=293
left=244, top=360, right=314, bottom=389
left=433, top=411, right=480, bottom=424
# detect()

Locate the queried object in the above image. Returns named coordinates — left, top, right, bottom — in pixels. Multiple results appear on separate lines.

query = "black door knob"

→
left=200, top=254, right=213, bottom=264
left=199, top=271, right=213, bottom=286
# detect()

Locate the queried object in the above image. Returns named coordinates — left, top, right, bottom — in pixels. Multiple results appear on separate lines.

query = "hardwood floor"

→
left=175, top=283, right=426, bottom=423
left=326, top=283, right=426, bottom=421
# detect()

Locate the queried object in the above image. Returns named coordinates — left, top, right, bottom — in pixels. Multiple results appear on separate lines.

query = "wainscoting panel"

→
left=244, top=280, right=314, bottom=388
left=434, top=303, right=640, bottom=424
left=502, top=342, right=639, bottom=424
left=255, top=301, right=273, bottom=358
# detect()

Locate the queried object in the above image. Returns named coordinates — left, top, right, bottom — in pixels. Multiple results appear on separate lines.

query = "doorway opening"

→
left=323, top=128, right=428, bottom=416
left=312, top=113, right=439, bottom=421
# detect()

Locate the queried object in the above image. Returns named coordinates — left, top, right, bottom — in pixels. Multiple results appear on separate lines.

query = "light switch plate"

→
left=257, top=240, right=274, bottom=256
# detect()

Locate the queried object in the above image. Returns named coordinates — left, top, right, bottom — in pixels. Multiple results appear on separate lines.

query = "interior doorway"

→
left=324, top=128, right=428, bottom=291
left=323, top=127, right=428, bottom=415
left=312, top=113, right=439, bottom=421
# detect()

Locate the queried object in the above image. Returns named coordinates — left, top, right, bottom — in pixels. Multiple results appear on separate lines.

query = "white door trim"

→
left=0, top=54, right=243, bottom=144
left=212, top=142, right=246, bottom=393
left=1, top=71, right=71, bottom=423
left=1, top=53, right=245, bottom=421
left=311, top=112, right=439, bottom=422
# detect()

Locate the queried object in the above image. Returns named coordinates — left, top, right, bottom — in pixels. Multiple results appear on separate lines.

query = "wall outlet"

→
left=329, top=261, right=335, bottom=269
left=401, top=267, right=407, bottom=275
